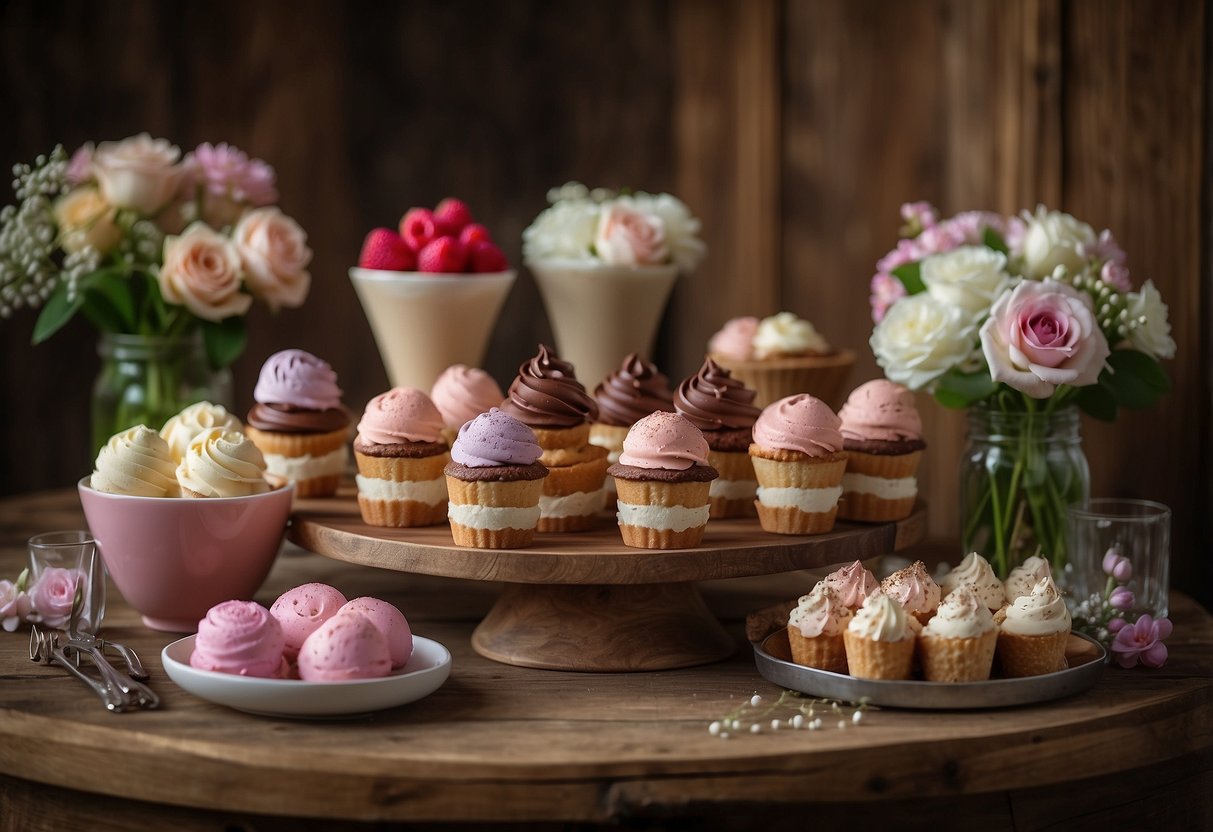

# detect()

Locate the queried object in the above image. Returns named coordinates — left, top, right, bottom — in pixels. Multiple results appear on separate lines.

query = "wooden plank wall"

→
left=0, top=0, right=1207, bottom=604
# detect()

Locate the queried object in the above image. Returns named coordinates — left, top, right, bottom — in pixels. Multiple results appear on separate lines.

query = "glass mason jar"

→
left=91, top=332, right=234, bottom=454
left=958, top=405, right=1089, bottom=579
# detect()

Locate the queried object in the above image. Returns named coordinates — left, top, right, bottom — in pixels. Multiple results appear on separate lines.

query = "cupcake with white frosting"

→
left=919, top=585, right=998, bottom=682
left=940, top=552, right=1007, bottom=612
left=995, top=576, right=1072, bottom=677
left=842, top=592, right=916, bottom=680
left=1004, top=555, right=1053, bottom=603
left=881, top=560, right=941, bottom=625
left=786, top=581, right=852, bottom=673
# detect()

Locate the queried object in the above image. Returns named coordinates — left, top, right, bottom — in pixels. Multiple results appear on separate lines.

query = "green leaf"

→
left=202, top=316, right=247, bottom=370
left=933, top=369, right=998, bottom=409
left=1102, top=349, right=1170, bottom=409
left=31, top=281, right=82, bottom=344
left=1075, top=382, right=1118, bottom=421
left=982, top=227, right=1009, bottom=254
left=85, top=269, right=136, bottom=330
left=891, top=262, right=925, bottom=295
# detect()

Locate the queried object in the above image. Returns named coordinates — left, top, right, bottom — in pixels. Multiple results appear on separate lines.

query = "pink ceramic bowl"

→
left=78, top=478, right=294, bottom=632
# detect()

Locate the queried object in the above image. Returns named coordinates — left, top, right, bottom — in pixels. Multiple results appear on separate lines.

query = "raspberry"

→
left=417, top=236, right=468, bottom=273
left=433, top=198, right=473, bottom=236
left=468, top=240, right=509, bottom=273
left=399, top=207, right=437, bottom=252
left=458, top=222, right=492, bottom=249
left=358, top=228, right=416, bottom=271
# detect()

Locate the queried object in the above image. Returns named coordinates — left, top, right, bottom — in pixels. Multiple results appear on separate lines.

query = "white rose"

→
left=870, top=293, right=977, bottom=390
left=920, top=246, right=1013, bottom=317
left=53, top=187, right=122, bottom=255
left=1020, top=206, right=1096, bottom=279
left=233, top=207, right=312, bottom=311
left=158, top=223, right=251, bottom=322
left=623, top=192, right=706, bottom=272
left=1124, top=279, right=1176, bottom=360
left=522, top=200, right=600, bottom=262
left=594, top=203, right=669, bottom=266
left=92, top=133, right=187, bottom=215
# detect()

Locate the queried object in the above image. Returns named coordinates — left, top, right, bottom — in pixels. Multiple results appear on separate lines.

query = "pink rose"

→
left=0, top=579, right=32, bottom=632
left=91, top=133, right=187, bottom=215
left=159, top=223, right=252, bottom=322
left=595, top=204, right=669, bottom=266
left=979, top=280, right=1110, bottom=398
left=27, top=567, right=81, bottom=629
left=233, top=207, right=312, bottom=311
left=66, top=143, right=95, bottom=186
left=869, top=273, right=907, bottom=323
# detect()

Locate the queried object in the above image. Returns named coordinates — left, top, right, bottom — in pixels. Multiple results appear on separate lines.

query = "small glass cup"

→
left=27, top=530, right=107, bottom=632
left=1065, top=499, right=1170, bottom=619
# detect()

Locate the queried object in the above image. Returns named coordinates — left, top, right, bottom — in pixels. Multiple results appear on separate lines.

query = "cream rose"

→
left=233, top=207, right=312, bottom=311
left=1124, top=279, right=1176, bottom=360
left=921, top=246, right=1013, bottom=317
left=54, top=187, right=122, bottom=255
left=92, top=133, right=186, bottom=215
left=158, top=223, right=251, bottom=322
left=870, top=293, right=978, bottom=390
left=1020, top=207, right=1096, bottom=280
left=595, top=204, right=669, bottom=266
left=979, top=280, right=1110, bottom=398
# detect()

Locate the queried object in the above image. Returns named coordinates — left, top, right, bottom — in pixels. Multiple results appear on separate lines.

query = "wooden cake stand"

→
left=289, top=488, right=927, bottom=672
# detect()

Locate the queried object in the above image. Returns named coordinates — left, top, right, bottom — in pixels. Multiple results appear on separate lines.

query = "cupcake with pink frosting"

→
left=748, top=394, right=846, bottom=534
left=443, top=408, right=549, bottom=549
left=607, top=411, right=719, bottom=549
left=245, top=349, right=351, bottom=497
left=881, top=560, right=941, bottom=624
left=786, top=581, right=852, bottom=673
left=353, top=387, right=450, bottom=527
left=430, top=364, right=505, bottom=445
left=837, top=380, right=926, bottom=522
left=824, top=560, right=880, bottom=611
left=190, top=600, right=288, bottom=678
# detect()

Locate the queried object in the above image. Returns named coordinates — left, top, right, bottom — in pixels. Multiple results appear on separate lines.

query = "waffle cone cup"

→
left=707, top=449, right=757, bottom=519
left=842, top=630, right=915, bottom=680
left=919, top=629, right=998, bottom=682
left=710, top=349, right=856, bottom=410
left=997, top=628, right=1071, bottom=677
left=445, top=475, right=545, bottom=549
left=245, top=425, right=348, bottom=497
left=787, top=624, right=848, bottom=673
left=750, top=448, right=845, bottom=534
left=614, top=478, right=711, bottom=549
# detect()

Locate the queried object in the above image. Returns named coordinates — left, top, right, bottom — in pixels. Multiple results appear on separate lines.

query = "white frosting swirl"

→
left=847, top=592, right=911, bottom=643
left=176, top=428, right=270, bottom=497
left=788, top=581, right=852, bottom=638
left=91, top=425, right=180, bottom=497
left=1001, top=576, right=1071, bottom=636
left=160, top=401, right=242, bottom=462
left=940, top=552, right=1007, bottom=611
left=752, top=312, right=829, bottom=358
left=1004, top=555, right=1053, bottom=602
left=922, top=585, right=995, bottom=639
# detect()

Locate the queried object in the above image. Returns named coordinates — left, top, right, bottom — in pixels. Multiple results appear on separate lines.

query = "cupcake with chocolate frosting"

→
left=674, top=358, right=761, bottom=518
left=837, top=380, right=926, bottom=522
left=500, top=345, right=610, bottom=532
left=590, top=353, right=675, bottom=500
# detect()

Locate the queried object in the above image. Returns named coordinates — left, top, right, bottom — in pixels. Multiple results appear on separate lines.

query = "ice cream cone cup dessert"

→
left=674, top=358, right=761, bottom=519
left=940, top=551, right=1007, bottom=612
left=749, top=394, right=846, bottom=534
left=708, top=313, right=856, bottom=409
left=1004, top=555, right=1054, bottom=603
left=444, top=408, right=548, bottom=548
left=843, top=591, right=916, bottom=680
left=176, top=427, right=271, bottom=498
left=919, top=585, right=998, bottom=682
left=836, top=380, right=925, bottom=522
left=825, top=560, right=880, bottom=612
left=608, top=411, right=719, bottom=549
left=353, top=387, right=450, bottom=527
left=995, top=576, right=1071, bottom=677
left=430, top=364, right=504, bottom=446
left=160, top=401, right=242, bottom=463
left=244, top=350, right=351, bottom=497
left=881, top=560, right=941, bottom=625
left=786, top=581, right=852, bottom=673
left=500, top=345, right=609, bottom=532
left=590, top=353, right=675, bottom=501
left=90, top=425, right=182, bottom=498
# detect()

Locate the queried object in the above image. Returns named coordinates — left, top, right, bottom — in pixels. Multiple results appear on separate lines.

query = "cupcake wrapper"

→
left=445, top=476, right=545, bottom=508
left=997, top=629, right=1071, bottom=677
left=787, top=625, right=848, bottom=673
left=614, top=478, right=712, bottom=508
left=919, top=630, right=998, bottom=682
left=354, top=451, right=450, bottom=482
left=749, top=453, right=847, bottom=488
left=842, top=630, right=915, bottom=680
left=844, top=449, right=922, bottom=478
left=357, top=496, right=448, bottom=528
left=290, top=474, right=342, bottom=498
left=710, top=351, right=856, bottom=410
left=708, top=496, right=757, bottom=519
left=245, top=425, right=349, bottom=457
left=618, top=524, right=706, bottom=549
left=754, top=503, right=838, bottom=535
left=448, top=523, right=537, bottom=549
left=837, top=492, right=917, bottom=523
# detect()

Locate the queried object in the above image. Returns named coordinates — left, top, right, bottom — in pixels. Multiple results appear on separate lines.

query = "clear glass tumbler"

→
left=1065, top=499, right=1171, bottom=620
left=27, top=530, right=107, bottom=632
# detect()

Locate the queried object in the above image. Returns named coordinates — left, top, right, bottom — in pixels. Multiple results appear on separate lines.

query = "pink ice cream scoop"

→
left=838, top=379, right=923, bottom=442
left=357, top=387, right=446, bottom=445
left=269, top=583, right=349, bottom=660
left=338, top=597, right=413, bottom=668
left=450, top=407, right=542, bottom=467
left=191, top=600, right=287, bottom=678
left=752, top=394, right=843, bottom=457
left=618, top=411, right=711, bottom=471
left=297, top=612, right=392, bottom=682
left=708, top=316, right=758, bottom=361
left=253, top=349, right=343, bottom=410
left=431, top=365, right=504, bottom=430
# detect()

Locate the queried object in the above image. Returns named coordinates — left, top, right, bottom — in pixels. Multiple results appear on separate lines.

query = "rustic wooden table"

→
left=1, top=489, right=1211, bottom=831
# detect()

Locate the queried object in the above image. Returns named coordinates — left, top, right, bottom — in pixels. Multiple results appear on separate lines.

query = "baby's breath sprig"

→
left=1049, top=263, right=1131, bottom=344
left=0, top=147, right=71, bottom=318
left=707, top=691, right=876, bottom=739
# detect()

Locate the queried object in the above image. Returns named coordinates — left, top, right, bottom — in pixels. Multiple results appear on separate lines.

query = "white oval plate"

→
left=161, top=634, right=451, bottom=717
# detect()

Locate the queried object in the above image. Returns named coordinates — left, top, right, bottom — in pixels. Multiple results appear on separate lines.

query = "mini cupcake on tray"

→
left=444, top=408, right=549, bottom=549
left=499, top=345, right=609, bottom=532
left=674, top=358, right=762, bottom=519
left=825, top=560, right=880, bottom=612
left=176, top=428, right=271, bottom=498
left=1004, top=555, right=1053, bottom=603
left=836, top=380, right=926, bottom=522
left=590, top=353, right=675, bottom=495
left=880, top=560, right=941, bottom=625
left=918, top=585, right=998, bottom=682
left=786, top=581, right=852, bottom=673
left=245, top=349, right=351, bottom=497
left=608, top=411, right=719, bottom=549
left=995, top=576, right=1071, bottom=677
left=353, top=387, right=450, bottom=527
left=430, top=364, right=504, bottom=446
left=842, top=591, right=916, bottom=680
left=749, top=394, right=847, bottom=534
left=940, top=551, right=1007, bottom=612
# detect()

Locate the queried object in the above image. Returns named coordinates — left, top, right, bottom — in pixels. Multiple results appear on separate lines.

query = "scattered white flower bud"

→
left=770, top=719, right=781, bottom=730
left=750, top=724, right=761, bottom=734
left=791, top=714, right=805, bottom=729
left=749, top=694, right=762, bottom=707
left=837, top=720, right=848, bottom=730
left=708, top=721, right=721, bottom=736
left=852, top=711, right=864, bottom=725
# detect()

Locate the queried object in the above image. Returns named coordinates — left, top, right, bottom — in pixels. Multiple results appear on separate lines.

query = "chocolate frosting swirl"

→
left=247, top=402, right=351, bottom=434
left=674, top=358, right=760, bottom=431
left=499, top=344, right=599, bottom=428
left=593, top=353, right=675, bottom=427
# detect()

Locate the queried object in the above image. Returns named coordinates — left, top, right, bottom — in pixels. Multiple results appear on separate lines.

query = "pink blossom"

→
left=1110, top=614, right=1171, bottom=668
left=900, top=201, right=938, bottom=229
left=876, top=238, right=923, bottom=274
left=916, top=224, right=966, bottom=256
left=1079, top=229, right=1126, bottom=265
left=870, top=273, right=907, bottom=323
left=27, top=567, right=82, bottom=629
left=940, top=211, right=1005, bottom=245
left=1100, top=260, right=1132, bottom=293
left=1003, top=215, right=1027, bottom=254
left=1107, top=617, right=1128, bottom=634
left=1102, top=549, right=1133, bottom=581
left=65, top=143, right=95, bottom=185
left=185, top=143, right=278, bottom=206
left=1109, top=587, right=1135, bottom=611
left=0, top=580, right=32, bottom=632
